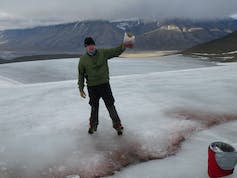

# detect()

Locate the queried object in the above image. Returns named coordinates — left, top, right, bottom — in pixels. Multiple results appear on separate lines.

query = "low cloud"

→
left=0, top=0, right=237, bottom=29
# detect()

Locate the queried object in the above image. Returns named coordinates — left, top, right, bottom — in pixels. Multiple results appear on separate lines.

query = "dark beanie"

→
left=84, top=37, right=95, bottom=47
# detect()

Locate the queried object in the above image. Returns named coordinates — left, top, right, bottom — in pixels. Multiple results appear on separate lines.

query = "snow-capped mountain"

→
left=0, top=18, right=237, bottom=59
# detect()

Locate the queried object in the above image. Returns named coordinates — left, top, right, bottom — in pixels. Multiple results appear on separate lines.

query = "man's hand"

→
left=80, top=90, right=86, bottom=98
left=123, top=32, right=135, bottom=48
left=124, top=43, right=134, bottom=48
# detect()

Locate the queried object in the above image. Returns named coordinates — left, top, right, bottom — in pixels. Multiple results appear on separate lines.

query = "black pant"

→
left=87, top=82, right=121, bottom=128
left=87, top=82, right=115, bottom=108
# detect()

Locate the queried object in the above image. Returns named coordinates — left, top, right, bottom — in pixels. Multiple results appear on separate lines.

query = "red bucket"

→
left=208, top=142, right=237, bottom=178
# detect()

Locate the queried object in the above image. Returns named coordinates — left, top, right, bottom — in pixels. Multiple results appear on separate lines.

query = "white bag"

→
left=123, top=32, right=135, bottom=48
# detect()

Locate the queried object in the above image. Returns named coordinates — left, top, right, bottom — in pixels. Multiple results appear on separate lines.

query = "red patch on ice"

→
left=71, top=109, right=237, bottom=178
left=3, top=110, right=237, bottom=178
left=167, top=109, right=237, bottom=128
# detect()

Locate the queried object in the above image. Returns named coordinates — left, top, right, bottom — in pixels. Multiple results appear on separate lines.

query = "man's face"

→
left=86, top=45, right=96, bottom=54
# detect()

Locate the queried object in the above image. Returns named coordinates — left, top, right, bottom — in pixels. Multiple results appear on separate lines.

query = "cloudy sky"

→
left=0, top=0, right=237, bottom=30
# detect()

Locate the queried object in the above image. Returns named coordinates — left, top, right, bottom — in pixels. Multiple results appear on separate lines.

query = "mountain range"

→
left=183, top=30, right=237, bottom=62
left=0, top=18, right=237, bottom=60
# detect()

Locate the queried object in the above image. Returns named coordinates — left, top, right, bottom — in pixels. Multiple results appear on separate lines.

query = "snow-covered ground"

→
left=0, top=55, right=215, bottom=84
left=0, top=56, right=237, bottom=178
left=107, top=121, right=237, bottom=178
left=0, top=75, right=22, bottom=87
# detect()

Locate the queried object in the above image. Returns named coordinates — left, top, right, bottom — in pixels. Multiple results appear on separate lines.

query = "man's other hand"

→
left=80, top=90, right=86, bottom=98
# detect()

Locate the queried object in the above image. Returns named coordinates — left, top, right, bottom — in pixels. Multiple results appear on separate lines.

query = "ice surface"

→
left=0, top=55, right=216, bottom=84
left=0, top=75, right=22, bottom=86
left=0, top=56, right=237, bottom=178
left=107, top=121, right=237, bottom=178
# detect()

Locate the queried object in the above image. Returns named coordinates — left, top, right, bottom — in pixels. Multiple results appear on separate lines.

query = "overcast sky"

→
left=0, top=0, right=237, bottom=30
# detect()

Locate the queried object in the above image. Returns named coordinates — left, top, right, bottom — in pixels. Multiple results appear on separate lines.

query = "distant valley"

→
left=183, top=30, right=237, bottom=62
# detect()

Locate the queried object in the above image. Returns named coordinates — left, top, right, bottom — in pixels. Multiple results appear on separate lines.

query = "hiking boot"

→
left=88, top=125, right=98, bottom=134
left=117, top=129, right=123, bottom=136
left=113, top=123, right=124, bottom=136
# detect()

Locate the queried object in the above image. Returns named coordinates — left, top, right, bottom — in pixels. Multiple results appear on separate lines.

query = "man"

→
left=78, top=36, right=133, bottom=135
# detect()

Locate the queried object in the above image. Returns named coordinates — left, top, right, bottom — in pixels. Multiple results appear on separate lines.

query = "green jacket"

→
left=78, top=44, right=125, bottom=91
